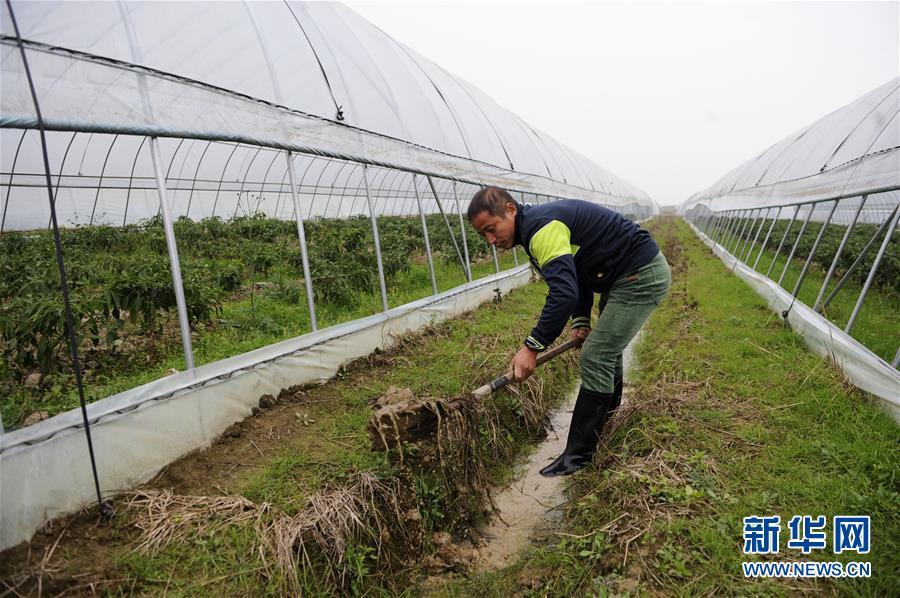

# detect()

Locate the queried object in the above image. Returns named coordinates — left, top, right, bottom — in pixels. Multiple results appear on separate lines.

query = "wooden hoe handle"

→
left=369, top=338, right=582, bottom=451
left=471, top=338, right=581, bottom=398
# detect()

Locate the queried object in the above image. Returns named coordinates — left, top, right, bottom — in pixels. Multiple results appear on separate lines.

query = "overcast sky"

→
left=346, top=1, right=899, bottom=206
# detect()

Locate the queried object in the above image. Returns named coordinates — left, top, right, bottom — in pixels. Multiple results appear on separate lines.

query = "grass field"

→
left=434, top=216, right=899, bottom=596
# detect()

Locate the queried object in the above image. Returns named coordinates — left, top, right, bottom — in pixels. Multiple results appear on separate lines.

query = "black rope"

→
left=281, top=1, right=345, bottom=121
left=4, top=0, right=113, bottom=520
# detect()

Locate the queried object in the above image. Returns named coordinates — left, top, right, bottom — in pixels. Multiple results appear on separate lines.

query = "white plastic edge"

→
left=686, top=220, right=899, bottom=423
left=0, top=265, right=531, bottom=550
left=679, top=151, right=900, bottom=213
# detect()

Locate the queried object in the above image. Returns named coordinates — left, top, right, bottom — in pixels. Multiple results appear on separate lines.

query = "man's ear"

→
left=505, top=201, right=517, bottom=217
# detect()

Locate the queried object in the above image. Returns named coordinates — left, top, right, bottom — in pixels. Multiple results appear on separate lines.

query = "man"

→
left=468, top=187, right=670, bottom=476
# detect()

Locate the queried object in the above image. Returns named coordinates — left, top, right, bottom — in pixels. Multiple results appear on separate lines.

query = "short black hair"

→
left=467, top=187, right=514, bottom=220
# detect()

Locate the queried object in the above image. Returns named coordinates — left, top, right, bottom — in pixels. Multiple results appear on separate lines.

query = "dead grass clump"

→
left=430, top=398, right=496, bottom=515
left=125, top=472, right=415, bottom=594
left=474, top=374, right=560, bottom=458
left=420, top=361, right=577, bottom=524
left=601, top=373, right=704, bottom=443
left=125, top=489, right=270, bottom=555
left=367, top=345, right=576, bottom=530
left=271, top=471, right=410, bottom=592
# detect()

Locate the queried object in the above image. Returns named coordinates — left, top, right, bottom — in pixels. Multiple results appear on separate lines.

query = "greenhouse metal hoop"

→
left=689, top=184, right=899, bottom=367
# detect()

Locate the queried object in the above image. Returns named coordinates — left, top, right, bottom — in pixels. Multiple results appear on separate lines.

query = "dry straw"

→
left=125, top=472, right=408, bottom=593
left=271, top=472, right=407, bottom=592
left=126, top=489, right=270, bottom=555
left=122, top=336, right=577, bottom=591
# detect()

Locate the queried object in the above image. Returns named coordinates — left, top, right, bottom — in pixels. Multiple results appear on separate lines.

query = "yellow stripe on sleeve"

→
left=529, top=220, right=573, bottom=268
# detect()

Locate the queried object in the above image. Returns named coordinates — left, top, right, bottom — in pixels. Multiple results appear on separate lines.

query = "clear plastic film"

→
left=681, top=79, right=899, bottom=215
left=0, top=1, right=658, bottom=227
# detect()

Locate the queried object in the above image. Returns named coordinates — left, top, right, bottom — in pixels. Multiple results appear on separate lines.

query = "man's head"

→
left=467, top=187, right=518, bottom=250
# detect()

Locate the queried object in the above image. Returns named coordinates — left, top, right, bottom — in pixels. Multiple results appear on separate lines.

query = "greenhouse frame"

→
left=681, top=78, right=899, bottom=417
left=0, top=1, right=658, bottom=548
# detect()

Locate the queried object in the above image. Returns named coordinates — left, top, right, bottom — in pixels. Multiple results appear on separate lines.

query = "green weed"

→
left=445, top=217, right=899, bottom=596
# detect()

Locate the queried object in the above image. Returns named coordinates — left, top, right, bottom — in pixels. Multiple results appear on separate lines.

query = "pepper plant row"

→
left=0, top=213, right=489, bottom=379
left=716, top=217, right=898, bottom=292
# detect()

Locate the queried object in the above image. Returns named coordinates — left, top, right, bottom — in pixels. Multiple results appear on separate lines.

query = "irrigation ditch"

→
left=469, top=332, right=641, bottom=571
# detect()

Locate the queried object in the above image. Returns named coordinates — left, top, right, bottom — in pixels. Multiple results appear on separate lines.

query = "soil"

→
left=142, top=384, right=331, bottom=497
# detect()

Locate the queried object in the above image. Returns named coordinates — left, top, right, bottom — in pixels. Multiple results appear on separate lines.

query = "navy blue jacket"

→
left=513, top=200, right=659, bottom=351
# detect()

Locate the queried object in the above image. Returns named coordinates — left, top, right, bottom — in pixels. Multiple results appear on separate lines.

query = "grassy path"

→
left=438, top=216, right=899, bottom=596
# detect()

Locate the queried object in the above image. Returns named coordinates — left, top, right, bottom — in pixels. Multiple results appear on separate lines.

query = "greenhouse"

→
left=0, top=0, right=655, bottom=552
left=1, top=2, right=897, bottom=595
left=681, top=78, right=899, bottom=411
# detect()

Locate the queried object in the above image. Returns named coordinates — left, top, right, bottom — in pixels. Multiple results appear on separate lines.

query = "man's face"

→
left=470, top=202, right=517, bottom=250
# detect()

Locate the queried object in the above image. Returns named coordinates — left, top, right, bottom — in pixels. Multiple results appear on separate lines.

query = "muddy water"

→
left=473, top=337, right=639, bottom=568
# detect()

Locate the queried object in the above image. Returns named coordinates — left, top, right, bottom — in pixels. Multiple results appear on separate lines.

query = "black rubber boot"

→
left=539, top=387, right=614, bottom=477
left=611, top=374, right=623, bottom=412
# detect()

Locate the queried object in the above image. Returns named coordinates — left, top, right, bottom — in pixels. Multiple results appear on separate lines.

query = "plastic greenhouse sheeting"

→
left=680, top=78, right=899, bottom=214
left=0, top=0, right=658, bottom=550
left=0, top=1, right=656, bottom=230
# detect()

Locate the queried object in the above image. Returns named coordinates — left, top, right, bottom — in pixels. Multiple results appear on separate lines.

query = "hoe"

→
left=368, top=338, right=580, bottom=450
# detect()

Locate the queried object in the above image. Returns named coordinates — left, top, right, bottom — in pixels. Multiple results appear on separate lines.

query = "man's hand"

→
left=510, top=346, right=538, bottom=382
left=570, top=327, right=590, bottom=345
